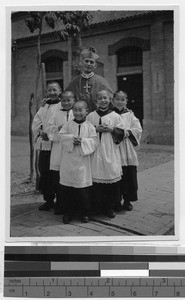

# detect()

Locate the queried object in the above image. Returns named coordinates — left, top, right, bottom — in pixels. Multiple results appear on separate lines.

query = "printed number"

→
left=133, top=291, right=137, bottom=297
left=46, top=291, right=50, bottom=297
left=154, top=290, right=158, bottom=296
left=176, top=291, right=181, bottom=297
left=68, top=291, right=72, bottom=297
left=162, top=278, right=167, bottom=283
left=89, top=291, right=93, bottom=296
left=111, top=291, right=115, bottom=297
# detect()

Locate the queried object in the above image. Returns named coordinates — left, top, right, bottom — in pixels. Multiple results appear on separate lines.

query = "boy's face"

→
left=73, top=102, right=87, bottom=121
left=61, top=92, right=74, bottom=110
left=82, top=58, right=97, bottom=74
left=47, top=83, right=61, bottom=101
left=113, top=93, right=128, bottom=110
left=96, top=90, right=110, bottom=109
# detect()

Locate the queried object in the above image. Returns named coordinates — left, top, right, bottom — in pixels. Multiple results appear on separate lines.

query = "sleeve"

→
left=47, top=112, right=60, bottom=143
left=59, top=123, right=74, bottom=152
left=111, top=114, right=127, bottom=144
left=80, top=124, right=98, bottom=156
left=111, top=128, right=125, bottom=145
left=128, top=113, right=142, bottom=148
left=32, top=108, right=42, bottom=140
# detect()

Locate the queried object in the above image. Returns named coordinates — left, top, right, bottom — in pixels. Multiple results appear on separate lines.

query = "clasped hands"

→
left=40, top=131, right=49, bottom=141
left=96, top=124, right=113, bottom=133
left=73, top=137, right=82, bottom=146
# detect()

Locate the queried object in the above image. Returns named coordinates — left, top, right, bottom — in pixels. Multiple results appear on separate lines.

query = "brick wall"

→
left=11, top=18, right=174, bottom=144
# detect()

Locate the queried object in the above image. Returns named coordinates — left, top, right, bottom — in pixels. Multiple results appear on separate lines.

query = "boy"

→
left=112, top=90, right=142, bottom=211
left=32, top=81, right=61, bottom=211
left=48, top=91, right=75, bottom=215
left=87, top=90, right=126, bottom=218
left=59, top=100, right=98, bottom=224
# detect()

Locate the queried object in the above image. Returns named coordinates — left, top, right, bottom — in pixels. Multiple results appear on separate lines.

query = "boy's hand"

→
left=97, top=124, right=113, bottom=133
left=40, top=131, right=49, bottom=141
left=102, top=124, right=113, bottom=133
left=96, top=125, right=107, bottom=132
left=73, top=137, right=82, bottom=145
left=124, top=130, right=130, bottom=138
left=58, top=125, right=63, bottom=131
left=41, top=98, right=50, bottom=107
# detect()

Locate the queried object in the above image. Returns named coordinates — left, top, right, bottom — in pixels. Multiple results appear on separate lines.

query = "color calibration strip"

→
left=4, top=246, right=185, bottom=297
left=4, top=261, right=185, bottom=277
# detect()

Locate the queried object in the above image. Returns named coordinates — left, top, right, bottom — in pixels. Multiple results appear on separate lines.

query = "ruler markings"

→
left=4, top=251, right=185, bottom=298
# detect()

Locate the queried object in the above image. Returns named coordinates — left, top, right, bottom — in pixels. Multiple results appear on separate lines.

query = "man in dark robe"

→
left=65, top=47, right=113, bottom=112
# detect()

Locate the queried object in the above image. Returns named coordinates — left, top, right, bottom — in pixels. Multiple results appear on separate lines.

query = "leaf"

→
left=45, top=14, right=55, bottom=29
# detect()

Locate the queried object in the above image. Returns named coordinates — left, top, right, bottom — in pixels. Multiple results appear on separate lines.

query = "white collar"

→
left=81, top=72, right=95, bottom=79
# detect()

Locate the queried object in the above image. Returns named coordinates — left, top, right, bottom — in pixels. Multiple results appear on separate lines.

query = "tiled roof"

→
left=11, top=10, right=165, bottom=41
left=89, top=10, right=155, bottom=25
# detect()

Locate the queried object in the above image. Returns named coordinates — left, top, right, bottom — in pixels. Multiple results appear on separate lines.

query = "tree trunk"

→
left=29, top=93, right=34, bottom=183
left=41, top=62, right=46, bottom=97
left=35, top=13, right=43, bottom=111
left=71, top=32, right=82, bottom=79
left=34, top=13, right=43, bottom=190
left=34, top=62, right=46, bottom=191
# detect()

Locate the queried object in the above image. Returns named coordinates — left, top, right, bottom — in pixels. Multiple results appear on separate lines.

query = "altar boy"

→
left=59, top=100, right=98, bottom=224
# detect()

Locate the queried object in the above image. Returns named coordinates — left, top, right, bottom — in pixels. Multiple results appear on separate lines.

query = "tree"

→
left=24, top=11, right=92, bottom=185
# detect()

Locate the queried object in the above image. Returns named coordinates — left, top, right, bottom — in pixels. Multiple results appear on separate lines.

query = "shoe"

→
left=39, top=202, right=54, bottom=211
left=63, top=214, right=72, bottom=224
left=104, top=209, right=116, bottom=218
left=123, top=202, right=133, bottom=211
left=54, top=207, right=64, bottom=215
left=82, top=216, right=89, bottom=223
left=114, top=204, right=123, bottom=212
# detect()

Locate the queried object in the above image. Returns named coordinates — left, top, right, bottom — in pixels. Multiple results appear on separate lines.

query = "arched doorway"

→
left=117, top=46, right=143, bottom=125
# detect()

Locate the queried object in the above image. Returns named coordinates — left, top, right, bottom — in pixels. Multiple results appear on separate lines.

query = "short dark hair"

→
left=96, top=89, right=110, bottom=98
left=113, top=90, right=128, bottom=99
left=61, top=90, right=75, bottom=98
left=47, top=81, right=61, bottom=89
left=73, top=100, right=88, bottom=109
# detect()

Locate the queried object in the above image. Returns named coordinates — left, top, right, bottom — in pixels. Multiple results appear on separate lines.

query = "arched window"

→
left=117, top=46, right=142, bottom=67
left=43, top=56, right=63, bottom=89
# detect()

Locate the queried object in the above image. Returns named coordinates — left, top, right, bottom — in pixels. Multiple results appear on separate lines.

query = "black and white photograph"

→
left=9, top=7, right=176, bottom=240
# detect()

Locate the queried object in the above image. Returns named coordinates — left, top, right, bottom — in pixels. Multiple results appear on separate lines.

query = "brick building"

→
left=11, top=10, right=174, bottom=144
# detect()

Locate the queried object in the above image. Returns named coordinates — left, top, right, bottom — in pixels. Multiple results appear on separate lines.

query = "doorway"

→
left=117, top=73, right=143, bottom=126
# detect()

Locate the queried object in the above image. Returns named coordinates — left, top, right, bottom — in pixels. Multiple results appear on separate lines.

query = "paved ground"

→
left=10, top=136, right=175, bottom=238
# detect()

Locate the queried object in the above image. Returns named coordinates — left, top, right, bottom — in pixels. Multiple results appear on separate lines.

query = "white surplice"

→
left=59, top=120, right=98, bottom=188
left=119, top=110, right=142, bottom=166
left=87, top=111, right=126, bottom=183
left=48, top=103, right=74, bottom=171
left=32, top=103, right=58, bottom=151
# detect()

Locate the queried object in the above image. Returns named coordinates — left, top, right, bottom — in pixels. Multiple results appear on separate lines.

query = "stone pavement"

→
left=10, top=160, right=174, bottom=238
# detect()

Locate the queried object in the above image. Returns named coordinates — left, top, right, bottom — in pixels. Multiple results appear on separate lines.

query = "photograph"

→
left=9, top=7, right=175, bottom=241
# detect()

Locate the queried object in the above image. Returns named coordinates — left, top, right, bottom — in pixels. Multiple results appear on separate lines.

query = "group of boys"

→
left=32, top=47, right=142, bottom=224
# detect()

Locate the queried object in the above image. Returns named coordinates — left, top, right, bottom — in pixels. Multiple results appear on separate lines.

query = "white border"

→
left=1, top=1, right=184, bottom=245
left=1, top=2, right=185, bottom=300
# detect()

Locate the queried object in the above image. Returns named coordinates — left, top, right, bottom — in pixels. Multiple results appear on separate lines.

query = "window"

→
left=44, top=56, right=63, bottom=73
left=117, top=46, right=142, bottom=67
left=43, top=56, right=63, bottom=89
